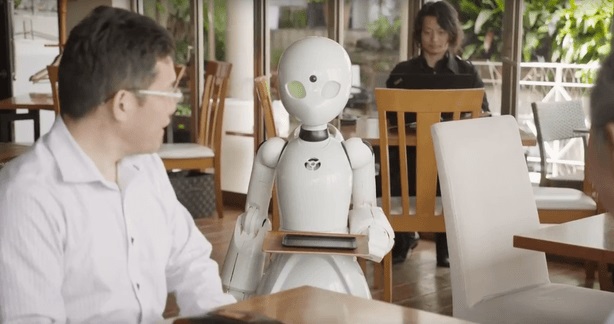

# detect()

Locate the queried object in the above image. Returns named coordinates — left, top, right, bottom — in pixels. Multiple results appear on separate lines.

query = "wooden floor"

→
left=166, top=205, right=599, bottom=318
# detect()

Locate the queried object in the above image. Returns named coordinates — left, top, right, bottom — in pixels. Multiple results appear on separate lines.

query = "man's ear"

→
left=110, top=90, right=132, bottom=122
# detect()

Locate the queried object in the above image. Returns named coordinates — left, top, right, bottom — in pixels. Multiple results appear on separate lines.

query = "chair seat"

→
left=378, top=196, right=444, bottom=216
left=532, top=187, right=596, bottom=210
left=158, top=143, right=214, bottom=159
left=467, top=283, right=614, bottom=324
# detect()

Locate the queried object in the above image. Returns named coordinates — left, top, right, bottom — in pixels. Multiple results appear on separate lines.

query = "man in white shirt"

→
left=587, top=43, right=614, bottom=324
left=0, top=6, right=235, bottom=323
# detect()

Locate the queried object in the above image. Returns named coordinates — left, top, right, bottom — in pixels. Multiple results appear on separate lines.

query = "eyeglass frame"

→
left=135, top=88, right=184, bottom=103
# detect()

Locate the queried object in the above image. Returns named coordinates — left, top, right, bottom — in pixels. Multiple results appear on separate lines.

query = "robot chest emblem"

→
left=304, top=158, right=321, bottom=171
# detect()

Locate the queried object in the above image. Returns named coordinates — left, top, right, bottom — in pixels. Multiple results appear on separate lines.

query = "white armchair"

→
left=431, top=115, right=614, bottom=324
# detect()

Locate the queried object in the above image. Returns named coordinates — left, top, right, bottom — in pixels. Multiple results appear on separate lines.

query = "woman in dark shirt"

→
left=384, top=0, right=489, bottom=267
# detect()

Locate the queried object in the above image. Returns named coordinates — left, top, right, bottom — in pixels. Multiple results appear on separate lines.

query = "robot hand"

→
left=221, top=206, right=271, bottom=300
left=348, top=206, right=395, bottom=263
left=240, top=205, right=268, bottom=236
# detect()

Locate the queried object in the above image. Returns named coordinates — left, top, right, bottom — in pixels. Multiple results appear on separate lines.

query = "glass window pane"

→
left=11, top=0, right=59, bottom=142
left=142, top=0, right=194, bottom=143
left=344, top=0, right=402, bottom=116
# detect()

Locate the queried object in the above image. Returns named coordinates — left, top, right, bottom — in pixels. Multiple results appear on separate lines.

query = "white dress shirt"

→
left=0, top=118, right=235, bottom=323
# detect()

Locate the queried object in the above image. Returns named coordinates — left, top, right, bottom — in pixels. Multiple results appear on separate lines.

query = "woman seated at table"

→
left=383, top=0, right=490, bottom=267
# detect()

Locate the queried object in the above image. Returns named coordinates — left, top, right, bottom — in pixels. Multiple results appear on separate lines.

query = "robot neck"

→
left=299, top=127, right=328, bottom=142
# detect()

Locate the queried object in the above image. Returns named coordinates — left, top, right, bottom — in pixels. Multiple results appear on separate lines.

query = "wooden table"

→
left=513, top=213, right=614, bottom=290
left=197, top=286, right=473, bottom=324
left=339, top=119, right=537, bottom=147
left=0, top=143, right=31, bottom=165
left=0, top=93, right=55, bottom=141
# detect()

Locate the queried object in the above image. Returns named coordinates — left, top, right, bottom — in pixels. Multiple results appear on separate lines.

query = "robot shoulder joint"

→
left=342, top=137, right=373, bottom=169
left=257, top=137, right=287, bottom=168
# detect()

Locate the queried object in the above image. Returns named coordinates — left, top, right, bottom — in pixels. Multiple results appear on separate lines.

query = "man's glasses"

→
left=136, top=89, right=184, bottom=103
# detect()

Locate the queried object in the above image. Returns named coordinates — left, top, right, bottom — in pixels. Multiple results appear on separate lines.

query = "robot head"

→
left=277, top=36, right=352, bottom=128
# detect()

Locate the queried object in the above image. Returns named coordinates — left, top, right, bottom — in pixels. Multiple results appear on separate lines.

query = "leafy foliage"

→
left=455, top=0, right=612, bottom=64
left=367, top=16, right=401, bottom=48
left=550, top=0, right=613, bottom=64
left=203, top=0, right=227, bottom=61
left=278, top=7, right=308, bottom=28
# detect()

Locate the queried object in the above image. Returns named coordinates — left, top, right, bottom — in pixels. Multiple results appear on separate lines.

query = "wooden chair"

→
left=255, top=75, right=281, bottom=230
left=158, top=60, right=232, bottom=218
left=46, top=64, right=60, bottom=115
left=374, top=88, right=484, bottom=302
left=531, top=100, right=586, bottom=190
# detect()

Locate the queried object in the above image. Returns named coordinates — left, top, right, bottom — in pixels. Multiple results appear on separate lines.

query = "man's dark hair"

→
left=591, top=52, right=614, bottom=134
left=58, top=6, right=175, bottom=118
left=413, top=1, right=464, bottom=54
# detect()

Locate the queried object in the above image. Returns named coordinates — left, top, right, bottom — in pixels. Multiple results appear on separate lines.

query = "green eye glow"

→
left=287, top=81, right=306, bottom=99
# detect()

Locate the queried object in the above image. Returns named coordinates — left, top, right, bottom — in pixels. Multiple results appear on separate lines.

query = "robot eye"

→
left=309, top=75, right=317, bottom=83
left=287, top=81, right=306, bottom=99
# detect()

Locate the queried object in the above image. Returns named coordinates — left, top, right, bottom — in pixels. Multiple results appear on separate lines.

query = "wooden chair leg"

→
left=358, top=258, right=366, bottom=273
left=598, top=263, right=614, bottom=292
left=584, top=260, right=597, bottom=286
left=214, top=170, right=224, bottom=218
left=373, top=260, right=382, bottom=289
left=382, top=253, right=392, bottom=302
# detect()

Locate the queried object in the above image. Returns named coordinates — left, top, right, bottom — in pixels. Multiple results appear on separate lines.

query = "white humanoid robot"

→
left=221, top=36, right=394, bottom=301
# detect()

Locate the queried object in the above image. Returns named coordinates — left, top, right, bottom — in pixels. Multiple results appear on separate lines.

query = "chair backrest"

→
left=174, top=64, right=186, bottom=88
left=46, top=65, right=60, bottom=115
left=374, top=88, right=483, bottom=233
left=531, top=100, right=587, bottom=182
left=431, top=115, right=550, bottom=315
left=254, top=75, right=278, bottom=138
left=198, top=60, right=232, bottom=153
left=532, top=100, right=586, bottom=142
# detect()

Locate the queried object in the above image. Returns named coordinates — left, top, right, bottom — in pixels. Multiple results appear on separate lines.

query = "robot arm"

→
left=344, top=138, right=395, bottom=263
left=220, top=137, right=286, bottom=300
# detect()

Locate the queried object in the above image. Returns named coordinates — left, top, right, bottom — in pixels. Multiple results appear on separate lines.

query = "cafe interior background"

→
left=1, top=0, right=612, bottom=204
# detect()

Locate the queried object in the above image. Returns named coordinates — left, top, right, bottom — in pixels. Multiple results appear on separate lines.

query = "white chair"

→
left=431, top=115, right=614, bottom=324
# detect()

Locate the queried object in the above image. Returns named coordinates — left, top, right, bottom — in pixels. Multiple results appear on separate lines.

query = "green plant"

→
left=14, top=0, right=22, bottom=8
left=279, top=7, right=308, bottom=28
left=271, top=47, right=284, bottom=70
left=456, top=0, right=612, bottom=68
left=521, top=1, right=561, bottom=62
left=147, top=0, right=192, bottom=65
left=367, top=16, right=401, bottom=49
left=551, top=0, right=612, bottom=65
left=175, top=103, right=191, bottom=117
left=203, top=0, right=227, bottom=61
left=458, top=0, right=504, bottom=60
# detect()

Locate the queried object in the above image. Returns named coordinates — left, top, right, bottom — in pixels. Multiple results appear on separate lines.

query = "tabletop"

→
left=0, top=143, right=31, bottom=164
left=0, top=93, right=55, bottom=111
left=339, top=117, right=537, bottom=147
left=201, top=286, right=474, bottom=324
left=513, top=213, right=614, bottom=264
